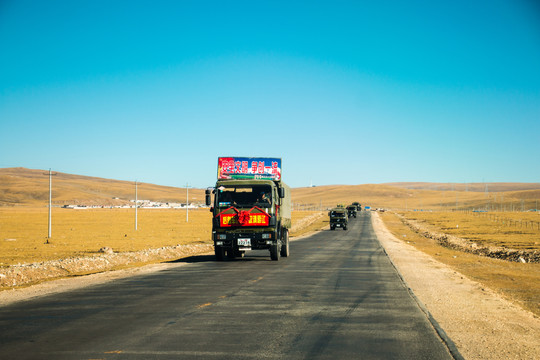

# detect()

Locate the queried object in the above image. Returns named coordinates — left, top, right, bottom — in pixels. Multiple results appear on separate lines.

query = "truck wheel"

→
left=343, top=226, right=348, bottom=230
left=280, top=229, right=289, bottom=257
left=330, top=225, right=335, bottom=230
left=235, top=250, right=245, bottom=258
left=270, top=242, right=280, bottom=261
left=215, top=246, right=225, bottom=261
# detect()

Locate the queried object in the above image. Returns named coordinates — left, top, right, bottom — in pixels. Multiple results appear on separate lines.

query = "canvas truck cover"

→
left=280, top=182, right=292, bottom=229
left=218, top=157, right=282, bottom=181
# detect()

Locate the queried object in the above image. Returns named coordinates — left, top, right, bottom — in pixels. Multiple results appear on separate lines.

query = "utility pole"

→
left=44, top=169, right=57, bottom=242
left=186, top=182, right=191, bottom=222
left=135, top=181, right=138, bottom=230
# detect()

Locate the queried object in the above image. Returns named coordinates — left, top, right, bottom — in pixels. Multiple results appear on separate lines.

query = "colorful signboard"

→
left=218, top=157, right=282, bottom=180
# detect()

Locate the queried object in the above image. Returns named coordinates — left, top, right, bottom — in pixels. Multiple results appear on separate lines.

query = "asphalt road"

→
left=0, top=212, right=454, bottom=360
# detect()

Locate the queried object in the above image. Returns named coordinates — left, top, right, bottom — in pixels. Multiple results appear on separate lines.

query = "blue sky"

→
left=1, top=0, right=539, bottom=188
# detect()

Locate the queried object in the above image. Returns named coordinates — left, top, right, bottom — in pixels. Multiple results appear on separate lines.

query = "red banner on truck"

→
left=220, top=212, right=270, bottom=227
left=218, top=157, right=281, bottom=181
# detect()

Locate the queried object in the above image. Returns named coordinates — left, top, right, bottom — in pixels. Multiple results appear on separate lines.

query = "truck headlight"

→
left=262, top=233, right=272, bottom=239
left=217, top=234, right=227, bottom=240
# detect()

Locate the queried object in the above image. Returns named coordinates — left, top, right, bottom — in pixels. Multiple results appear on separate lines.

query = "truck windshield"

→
left=217, top=185, right=272, bottom=208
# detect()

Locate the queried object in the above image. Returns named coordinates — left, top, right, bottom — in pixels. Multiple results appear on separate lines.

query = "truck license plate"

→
left=238, top=238, right=251, bottom=246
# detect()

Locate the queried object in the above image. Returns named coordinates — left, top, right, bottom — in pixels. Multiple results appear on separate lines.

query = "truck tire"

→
left=215, top=246, right=225, bottom=261
left=343, top=225, right=348, bottom=230
left=280, top=229, right=289, bottom=257
left=270, top=241, right=280, bottom=261
left=235, top=250, right=245, bottom=258
left=330, top=225, right=335, bottom=230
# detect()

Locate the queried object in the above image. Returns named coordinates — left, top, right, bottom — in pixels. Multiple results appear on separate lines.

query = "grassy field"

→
left=0, top=208, right=325, bottom=266
left=397, top=210, right=540, bottom=250
left=380, top=211, right=540, bottom=316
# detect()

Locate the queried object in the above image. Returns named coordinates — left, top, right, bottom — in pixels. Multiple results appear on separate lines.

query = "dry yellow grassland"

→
left=290, top=211, right=327, bottom=236
left=399, top=211, right=540, bottom=250
left=380, top=211, right=540, bottom=316
left=0, top=208, right=324, bottom=266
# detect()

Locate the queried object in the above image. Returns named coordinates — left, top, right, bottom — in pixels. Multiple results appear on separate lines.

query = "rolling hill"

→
left=1, top=168, right=539, bottom=211
left=0, top=168, right=204, bottom=207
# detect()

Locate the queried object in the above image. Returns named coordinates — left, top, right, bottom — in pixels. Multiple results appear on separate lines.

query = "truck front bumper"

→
left=330, top=220, right=347, bottom=228
left=213, top=231, right=276, bottom=250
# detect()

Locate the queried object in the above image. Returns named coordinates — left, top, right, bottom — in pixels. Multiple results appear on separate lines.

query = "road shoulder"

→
left=371, top=212, right=540, bottom=360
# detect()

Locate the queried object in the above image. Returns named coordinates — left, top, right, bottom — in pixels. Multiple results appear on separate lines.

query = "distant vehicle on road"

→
left=329, top=207, right=348, bottom=230
left=346, top=205, right=357, bottom=218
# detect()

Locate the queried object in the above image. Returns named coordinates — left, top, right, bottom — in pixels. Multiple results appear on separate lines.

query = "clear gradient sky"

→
left=1, top=0, right=539, bottom=188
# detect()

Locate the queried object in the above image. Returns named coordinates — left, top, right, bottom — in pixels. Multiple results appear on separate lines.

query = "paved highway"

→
left=0, top=212, right=454, bottom=359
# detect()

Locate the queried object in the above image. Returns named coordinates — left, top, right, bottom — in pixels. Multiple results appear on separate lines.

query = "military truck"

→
left=206, top=157, right=291, bottom=261
left=352, top=201, right=362, bottom=211
left=329, top=207, right=348, bottom=230
left=346, top=204, right=357, bottom=218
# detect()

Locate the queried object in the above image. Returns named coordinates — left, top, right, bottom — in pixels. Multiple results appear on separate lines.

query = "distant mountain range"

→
left=1, top=167, right=539, bottom=210
left=384, top=182, right=540, bottom=192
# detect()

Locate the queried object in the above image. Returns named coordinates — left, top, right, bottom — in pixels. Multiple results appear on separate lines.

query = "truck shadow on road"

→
left=168, top=255, right=216, bottom=263
left=168, top=255, right=271, bottom=263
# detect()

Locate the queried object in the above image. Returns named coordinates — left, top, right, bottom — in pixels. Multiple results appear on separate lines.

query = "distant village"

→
left=62, top=198, right=203, bottom=209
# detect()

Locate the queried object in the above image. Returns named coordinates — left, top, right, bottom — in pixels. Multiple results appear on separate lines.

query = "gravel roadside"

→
left=372, top=212, right=540, bottom=360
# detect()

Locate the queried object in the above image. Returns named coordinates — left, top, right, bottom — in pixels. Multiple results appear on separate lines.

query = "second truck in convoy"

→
left=329, top=206, right=348, bottom=230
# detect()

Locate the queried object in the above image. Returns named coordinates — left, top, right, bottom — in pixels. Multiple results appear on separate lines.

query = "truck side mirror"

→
left=205, top=189, right=212, bottom=206
left=279, top=187, right=285, bottom=198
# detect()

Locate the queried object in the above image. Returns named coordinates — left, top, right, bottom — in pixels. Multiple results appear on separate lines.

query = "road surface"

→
left=0, top=212, right=454, bottom=359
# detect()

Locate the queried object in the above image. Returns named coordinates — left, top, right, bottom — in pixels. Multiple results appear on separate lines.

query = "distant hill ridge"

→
left=385, top=182, right=540, bottom=192
left=1, top=168, right=539, bottom=209
left=0, top=167, right=202, bottom=206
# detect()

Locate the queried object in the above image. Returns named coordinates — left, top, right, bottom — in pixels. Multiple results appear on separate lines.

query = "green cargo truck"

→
left=346, top=204, right=357, bottom=218
left=206, top=157, right=291, bottom=261
left=329, top=207, right=348, bottom=230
